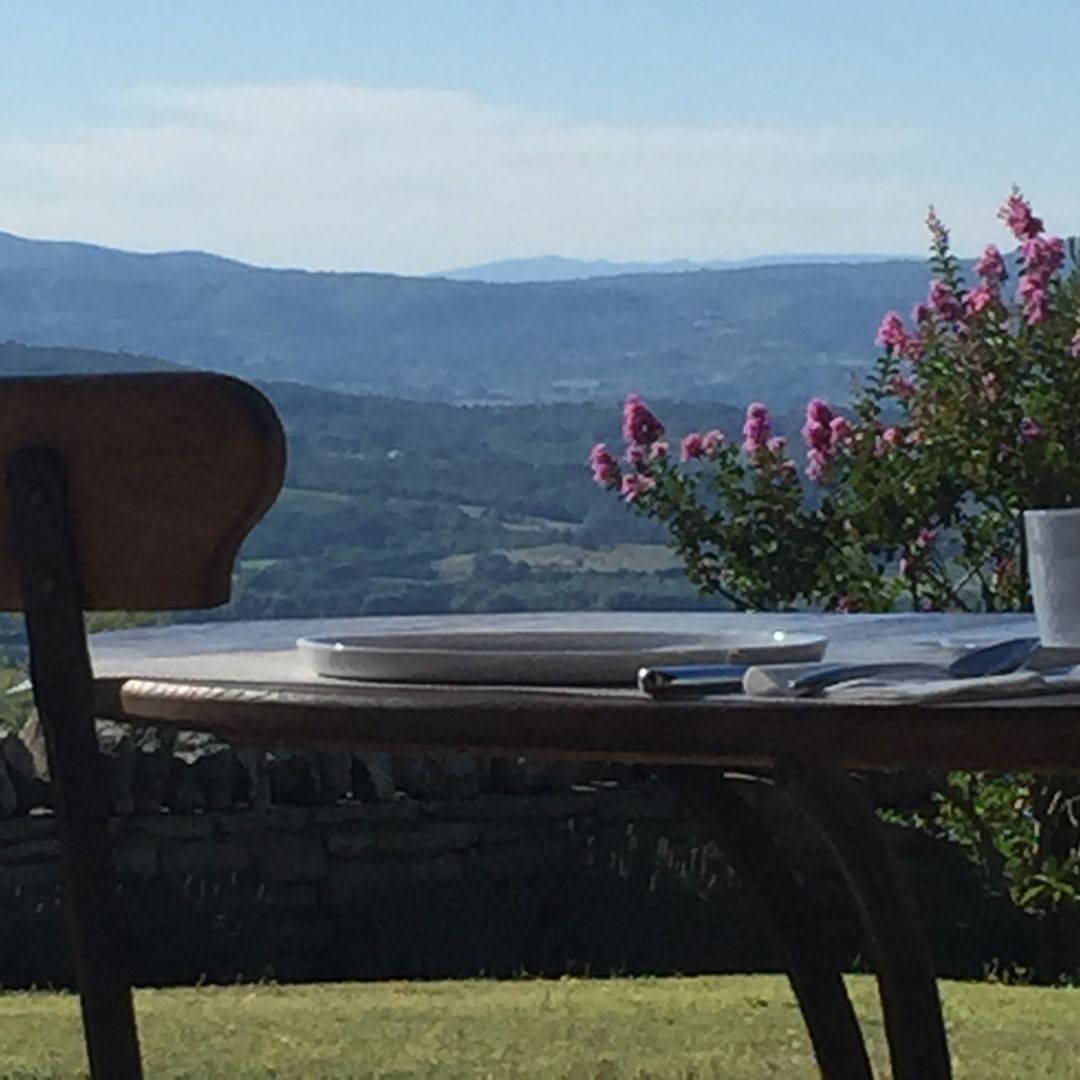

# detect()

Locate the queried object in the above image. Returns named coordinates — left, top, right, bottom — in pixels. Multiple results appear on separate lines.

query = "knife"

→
left=637, top=663, right=749, bottom=698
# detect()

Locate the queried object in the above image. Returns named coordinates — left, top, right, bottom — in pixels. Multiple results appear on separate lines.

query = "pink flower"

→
left=912, top=302, right=931, bottom=325
left=999, top=189, right=1044, bottom=241
left=589, top=444, right=620, bottom=488
left=1021, top=235, right=1065, bottom=275
left=742, top=402, right=771, bottom=455
left=807, top=448, right=830, bottom=482
left=802, top=398, right=834, bottom=455
left=899, top=556, right=913, bottom=578
left=835, top=595, right=857, bottom=614
left=916, top=527, right=935, bottom=548
left=621, top=394, right=664, bottom=446
left=1014, top=236, right=1064, bottom=325
left=766, top=435, right=787, bottom=454
left=701, top=429, right=726, bottom=457
left=874, top=427, right=904, bottom=456
left=620, top=473, right=655, bottom=502
left=975, top=244, right=1006, bottom=284
left=1071, top=327, right=1080, bottom=358
left=649, top=441, right=669, bottom=460
left=964, top=284, right=997, bottom=317
left=888, top=374, right=916, bottom=399
left=901, top=336, right=926, bottom=362
left=1020, top=417, right=1043, bottom=441
left=992, top=557, right=1015, bottom=590
left=625, top=443, right=647, bottom=466
left=875, top=311, right=908, bottom=350
left=876, top=311, right=926, bottom=359
left=829, top=416, right=853, bottom=446
left=907, top=428, right=925, bottom=446
left=803, top=421, right=830, bottom=452
left=1018, top=277, right=1049, bottom=325
left=928, top=279, right=964, bottom=322
left=680, top=432, right=705, bottom=461
left=926, top=207, right=949, bottom=252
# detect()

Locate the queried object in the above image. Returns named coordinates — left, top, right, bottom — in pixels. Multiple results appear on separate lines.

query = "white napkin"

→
left=743, top=666, right=1080, bottom=704
left=817, top=670, right=1046, bottom=703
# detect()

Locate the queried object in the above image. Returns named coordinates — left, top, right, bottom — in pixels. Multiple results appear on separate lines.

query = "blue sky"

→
left=1, top=1, right=1076, bottom=272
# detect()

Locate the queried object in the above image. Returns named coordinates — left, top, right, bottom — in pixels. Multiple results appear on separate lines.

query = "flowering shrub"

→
left=590, top=191, right=1080, bottom=963
left=590, top=189, right=1080, bottom=615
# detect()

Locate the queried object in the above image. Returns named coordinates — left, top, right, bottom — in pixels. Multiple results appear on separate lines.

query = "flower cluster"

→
left=680, top=428, right=725, bottom=461
left=588, top=443, right=620, bottom=489
left=800, top=398, right=851, bottom=481
left=621, top=393, right=664, bottom=446
left=741, top=402, right=770, bottom=454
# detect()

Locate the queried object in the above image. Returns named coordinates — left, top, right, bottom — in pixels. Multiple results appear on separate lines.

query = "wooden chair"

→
left=0, top=373, right=286, bottom=1079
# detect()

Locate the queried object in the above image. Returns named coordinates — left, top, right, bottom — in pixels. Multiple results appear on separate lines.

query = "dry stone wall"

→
left=0, top=720, right=988, bottom=988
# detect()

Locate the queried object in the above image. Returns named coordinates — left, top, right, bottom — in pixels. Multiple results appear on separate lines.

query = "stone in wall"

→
left=131, top=726, right=176, bottom=813
left=352, top=751, right=395, bottom=801
left=170, top=731, right=235, bottom=812
left=234, top=747, right=271, bottom=808
left=0, top=756, right=17, bottom=819
left=0, top=732, right=45, bottom=814
left=266, top=748, right=322, bottom=805
left=488, top=756, right=578, bottom=794
left=391, top=752, right=482, bottom=800
left=96, top=720, right=136, bottom=815
left=316, top=753, right=353, bottom=803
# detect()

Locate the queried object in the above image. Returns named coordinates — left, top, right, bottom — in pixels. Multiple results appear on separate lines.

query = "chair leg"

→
left=7, top=447, right=143, bottom=1080
left=778, top=758, right=952, bottom=1080
left=665, top=767, right=873, bottom=1080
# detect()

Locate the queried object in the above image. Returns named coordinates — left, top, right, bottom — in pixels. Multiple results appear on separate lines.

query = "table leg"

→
left=778, top=758, right=952, bottom=1080
left=665, top=767, right=872, bottom=1080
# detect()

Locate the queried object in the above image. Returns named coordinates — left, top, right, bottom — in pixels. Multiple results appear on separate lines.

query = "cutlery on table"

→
left=638, top=636, right=1043, bottom=700
left=637, top=663, right=751, bottom=698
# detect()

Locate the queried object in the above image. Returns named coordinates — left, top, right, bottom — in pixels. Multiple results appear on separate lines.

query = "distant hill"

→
left=436, top=253, right=915, bottom=283
left=0, top=339, right=181, bottom=375
left=0, top=230, right=934, bottom=410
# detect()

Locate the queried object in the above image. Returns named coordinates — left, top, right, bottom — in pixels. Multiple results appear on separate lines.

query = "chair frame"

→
left=2, top=373, right=286, bottom=1079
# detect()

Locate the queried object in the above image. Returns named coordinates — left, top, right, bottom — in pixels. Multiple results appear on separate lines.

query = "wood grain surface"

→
left=106, top=677, right=1080, bottom=773
left=0, top=372, right=285, bottom=610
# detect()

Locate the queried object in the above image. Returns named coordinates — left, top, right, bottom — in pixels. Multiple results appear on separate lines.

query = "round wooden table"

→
left=92, top=611, right=1076, bottom=1080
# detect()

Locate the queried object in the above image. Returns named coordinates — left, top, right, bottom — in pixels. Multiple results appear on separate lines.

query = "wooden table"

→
left=91, top=611, right=1076, bottom=1080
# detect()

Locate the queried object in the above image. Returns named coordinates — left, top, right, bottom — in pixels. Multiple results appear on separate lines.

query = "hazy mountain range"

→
left=435, top=253, right=915, bottom=284
left=0, top=230, right=933, bottom=410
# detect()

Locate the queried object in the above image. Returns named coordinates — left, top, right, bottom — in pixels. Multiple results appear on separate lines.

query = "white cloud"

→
left=0, top=81, right=1057, bottom=273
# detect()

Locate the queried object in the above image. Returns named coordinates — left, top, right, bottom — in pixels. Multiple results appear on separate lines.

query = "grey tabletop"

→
left=90, top=610, right=1039, bottom=684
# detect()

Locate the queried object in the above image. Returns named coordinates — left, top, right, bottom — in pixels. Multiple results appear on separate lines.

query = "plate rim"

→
left=296, top=628, right=829, bottom=658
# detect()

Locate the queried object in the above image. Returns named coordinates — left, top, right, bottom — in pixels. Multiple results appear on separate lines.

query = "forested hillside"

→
left=227, top=383, right=756, bottom=618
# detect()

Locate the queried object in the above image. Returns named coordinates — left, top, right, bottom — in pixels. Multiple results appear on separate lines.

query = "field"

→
left=2, top=975, right=1078, bottom=1078
left=433, top=543, right=679, bottom=583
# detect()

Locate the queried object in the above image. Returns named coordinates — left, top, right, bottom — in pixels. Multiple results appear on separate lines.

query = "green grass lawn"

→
left=1, top=975, right=1077, bottom=1078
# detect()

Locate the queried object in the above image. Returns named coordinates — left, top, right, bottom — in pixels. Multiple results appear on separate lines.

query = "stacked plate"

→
left=296, top=628, right=828, bottom=687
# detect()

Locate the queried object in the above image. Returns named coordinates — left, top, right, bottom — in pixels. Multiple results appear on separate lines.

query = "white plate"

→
left=296, top=628, right=828, bottom=686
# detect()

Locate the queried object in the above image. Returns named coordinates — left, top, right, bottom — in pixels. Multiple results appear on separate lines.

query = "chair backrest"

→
left=0, top=371, right=286, bottom=1078
left=0, top=372, right=286, bottom=611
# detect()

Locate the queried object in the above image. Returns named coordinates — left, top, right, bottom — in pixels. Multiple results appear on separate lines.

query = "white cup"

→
left=1024, top=508, right=1080, bottom=646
